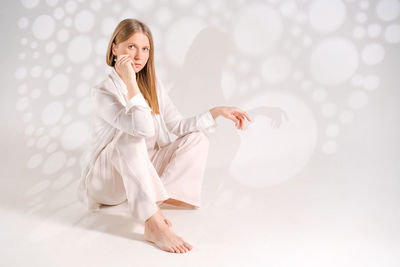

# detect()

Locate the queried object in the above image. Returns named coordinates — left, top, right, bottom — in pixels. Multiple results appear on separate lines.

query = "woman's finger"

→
left=237, top=114, right=246, bottom=129
left=233, top=111, right=243, bottom=119
left=233, top=108, right=252, bottom=122
left=233, top=113, right=242, bottom=129
left=119, top=58, right=136, bottom=73
left=233, top=113, right=243, bottom=129
left=238, top=110, right=252, bottom=122
left=116, top=54, right=128, bottom=63
left=243, top=112, right=252, bottom=122
left=239, top=116, right=244, bottom=129
left=120, top=57, right=132, bottom=65
left=229, top=113, right=239, bottom=125
left=118, top=55, right=132, bottom=65
left=116, top=57, right=127, bottom=66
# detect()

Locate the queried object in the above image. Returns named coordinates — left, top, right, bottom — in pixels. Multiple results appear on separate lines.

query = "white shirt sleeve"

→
left=93, top=87, right=155, bottom=137
left=125, top=92, right=151, bottom=112
left=158, top=79, right=217, bottom=137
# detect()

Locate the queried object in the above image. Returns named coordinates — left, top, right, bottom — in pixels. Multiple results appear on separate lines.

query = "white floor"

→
left=1, top=160, right=399, bottom=267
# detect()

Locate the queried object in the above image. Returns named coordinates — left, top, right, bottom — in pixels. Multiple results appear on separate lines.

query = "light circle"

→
left=129, top=0, right=154, bottom=11
left=27, top=154, right=43, bottom=169
left=15, top=67, right=27, bottom=80
left=363, top=75, right=380, bottom=90
left=261, top=54, right=292, bottom=84
left=376, top=0, right=400, bottom=21
left=21, top=0, right=40, bottom=8
left=48, top=73, right=69, bottom=96
left=32, top=15, right=55, bottom=40
left=310, top=37, right=359, bottom=86
left=361, top=43, right=385, bottom=65
left=41, top=102, right=64, bottom=125
left=43, top=151, right=67, bottom=174
left=67, top=35, right=92, bottom=63
left=309, top=0, right=346, bottom=33
left=233, top=3, right=283, bottom=56
left=385, top=24, right=400, bottom=43
left=53, top=7, right=64, bottom=19
left=75, top=9, right=95, bottom=32
left=65, top=0, right=77, bottom=13
left=61, top=121, right=90, bottom=150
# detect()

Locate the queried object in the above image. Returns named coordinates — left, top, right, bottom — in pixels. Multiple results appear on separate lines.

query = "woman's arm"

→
left=93, top=87, right=155, bottom=137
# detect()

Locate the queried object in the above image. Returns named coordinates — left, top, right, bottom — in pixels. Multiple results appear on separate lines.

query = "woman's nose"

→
left=134, top=50, right=142, bottom=60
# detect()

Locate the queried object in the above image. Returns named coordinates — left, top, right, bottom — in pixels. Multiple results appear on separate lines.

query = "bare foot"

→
left=144, top=209, right=193, bottom=253
left=163, top=218, right=172, bottom=227
left=157, top=204, right=173, bottom=227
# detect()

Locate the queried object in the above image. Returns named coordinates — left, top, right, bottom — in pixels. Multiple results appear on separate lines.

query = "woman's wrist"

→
left=209, top=107, right=221, bottom=120
left=126, top=81, right=141, bottom=101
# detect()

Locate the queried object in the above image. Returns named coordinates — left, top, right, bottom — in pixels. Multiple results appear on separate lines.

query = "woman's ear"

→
left=112, top=42, right=117, bottom=55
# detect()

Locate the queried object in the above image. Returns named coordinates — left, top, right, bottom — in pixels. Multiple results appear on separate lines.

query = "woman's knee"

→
left=87, top=177, right=127, bottom=206
left=115, top=133, right=148, bottom=156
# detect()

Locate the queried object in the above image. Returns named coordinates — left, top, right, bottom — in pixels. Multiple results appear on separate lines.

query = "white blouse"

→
left=77, top=67, right=217, bottom=211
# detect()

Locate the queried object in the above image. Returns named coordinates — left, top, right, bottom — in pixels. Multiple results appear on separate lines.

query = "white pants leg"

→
left=87, top=130, right=170, bottom=223
left=150, top=131, right=210, bottom=207
left=86, top=125, right=210, bottom=223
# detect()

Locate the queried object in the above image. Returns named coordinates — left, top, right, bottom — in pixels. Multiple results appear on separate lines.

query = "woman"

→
left=77, top=18, right=251, bottom=254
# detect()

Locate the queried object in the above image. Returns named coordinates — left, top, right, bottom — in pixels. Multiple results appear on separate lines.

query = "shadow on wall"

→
left=170, top=26, right=290, bottom=171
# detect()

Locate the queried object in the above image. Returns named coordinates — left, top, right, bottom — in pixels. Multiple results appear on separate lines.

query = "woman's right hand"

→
left=114, top=54, right=137, bottom=86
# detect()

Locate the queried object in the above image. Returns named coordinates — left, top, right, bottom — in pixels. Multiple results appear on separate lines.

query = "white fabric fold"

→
left=125, top=93, right=151, bottom=111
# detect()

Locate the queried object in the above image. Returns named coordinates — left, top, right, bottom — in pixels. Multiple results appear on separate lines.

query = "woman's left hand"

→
left=210, top=106, right=252, bottom=130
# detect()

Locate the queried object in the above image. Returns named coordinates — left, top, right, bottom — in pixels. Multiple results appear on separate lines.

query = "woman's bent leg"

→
left=87, top=131, right=170, bottom=223
left=151, top=131, right=210, bottom=208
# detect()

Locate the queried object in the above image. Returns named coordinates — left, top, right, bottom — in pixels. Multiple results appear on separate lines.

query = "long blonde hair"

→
left=106, top=18, right=160, bottom=114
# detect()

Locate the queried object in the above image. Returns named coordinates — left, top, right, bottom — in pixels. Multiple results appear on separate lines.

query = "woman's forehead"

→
left=125, top=32, right=150, bottom=46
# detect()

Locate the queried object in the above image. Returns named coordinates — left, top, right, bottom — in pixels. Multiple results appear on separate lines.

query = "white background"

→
left=1, top=0, right=399, bottom=266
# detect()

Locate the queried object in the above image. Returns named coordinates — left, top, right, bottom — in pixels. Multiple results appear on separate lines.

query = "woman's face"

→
left=112, top=32, right=150, bottom=73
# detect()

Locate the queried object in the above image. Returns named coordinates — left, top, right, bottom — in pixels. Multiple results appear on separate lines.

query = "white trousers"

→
left=86, top=114, right=210, bottom=223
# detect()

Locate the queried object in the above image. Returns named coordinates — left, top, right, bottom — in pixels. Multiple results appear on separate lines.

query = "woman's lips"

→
left=135, top=64, right=141, bottom=67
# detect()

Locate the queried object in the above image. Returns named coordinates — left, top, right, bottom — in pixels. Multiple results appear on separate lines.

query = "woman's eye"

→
left=128, top=45, right=148, bottom=51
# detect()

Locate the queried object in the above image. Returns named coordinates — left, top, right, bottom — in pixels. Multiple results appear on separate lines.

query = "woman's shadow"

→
left=169, top=26, right=289, bottom=202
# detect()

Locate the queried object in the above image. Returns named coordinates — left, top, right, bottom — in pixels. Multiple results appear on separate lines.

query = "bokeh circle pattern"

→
left=310, top=37, right=359, bottom=86
left=32, top=15, right=56, bottom=40
left=233, top=3, right=283, bottom=57
left=15, top=0, right=398, bottom=188
left=309, top=0, right=347, bottom=33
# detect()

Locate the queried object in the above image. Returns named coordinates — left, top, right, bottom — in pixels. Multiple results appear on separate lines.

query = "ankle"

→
left=145, top=211, right=165, bottom=229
